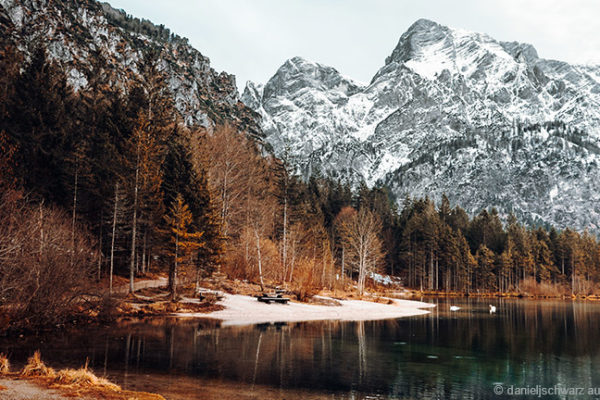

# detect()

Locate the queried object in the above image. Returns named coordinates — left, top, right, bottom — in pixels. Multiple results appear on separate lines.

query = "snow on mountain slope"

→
left=242, top=19, right=600, bottom=230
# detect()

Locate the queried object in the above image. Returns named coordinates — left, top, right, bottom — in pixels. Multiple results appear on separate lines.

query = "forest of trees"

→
left=393, top=196, right=600, bottom=294
left=1, top=43, right=600, bottom=328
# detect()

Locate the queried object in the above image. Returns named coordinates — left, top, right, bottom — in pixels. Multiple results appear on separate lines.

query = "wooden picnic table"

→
left=256, top=293, right=290, bottom=304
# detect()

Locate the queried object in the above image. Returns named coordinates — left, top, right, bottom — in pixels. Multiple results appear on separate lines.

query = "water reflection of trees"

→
left=3, top=300, right=600, bottom=398
left=67, top=318, right=406, bottom=393
left=419, top=299, right=600, bottom=358
left=392, top=299, right=600, bottom=398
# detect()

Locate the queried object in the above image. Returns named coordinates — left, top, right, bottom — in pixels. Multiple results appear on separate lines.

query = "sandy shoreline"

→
left=0, top=378, right=74, bottom=400
left=175, top=293, right=435, bottom=326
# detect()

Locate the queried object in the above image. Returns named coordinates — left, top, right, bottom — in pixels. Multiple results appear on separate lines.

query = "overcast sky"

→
left=107, top=0, right=600, bottom=90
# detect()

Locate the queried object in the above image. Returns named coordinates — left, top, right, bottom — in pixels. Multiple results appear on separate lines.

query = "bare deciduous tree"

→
left=336, top=207, right=385, bottom=295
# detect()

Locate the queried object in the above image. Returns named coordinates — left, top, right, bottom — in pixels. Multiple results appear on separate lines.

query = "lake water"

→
left=3, top=297, right=600, bottom=399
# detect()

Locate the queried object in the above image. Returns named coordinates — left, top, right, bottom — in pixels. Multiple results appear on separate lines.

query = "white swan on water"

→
left=489, top=304, right=497, bottom=313
left=450, top=306, right=461, bottom=311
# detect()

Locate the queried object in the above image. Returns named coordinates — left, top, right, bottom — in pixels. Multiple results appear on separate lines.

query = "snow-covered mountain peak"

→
left=385, top=18, right=451, bottom=66
left=262, top=56, right=364, bottom=100
left=243, top=19, right=600, bottom=231
left=386, top=19, right=527, bottom=82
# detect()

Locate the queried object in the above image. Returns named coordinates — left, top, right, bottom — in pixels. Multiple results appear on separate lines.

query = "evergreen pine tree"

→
left=163, top=194, right=204, bottom=300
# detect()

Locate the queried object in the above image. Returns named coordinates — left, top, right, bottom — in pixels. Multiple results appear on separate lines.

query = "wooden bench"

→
left=256, top=294, right=290, bottom=304
left=197, top=289, right=224, bottom=302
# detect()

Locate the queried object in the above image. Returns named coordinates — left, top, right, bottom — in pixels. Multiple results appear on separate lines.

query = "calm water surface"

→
left=3, top=297, right=600, bottom=399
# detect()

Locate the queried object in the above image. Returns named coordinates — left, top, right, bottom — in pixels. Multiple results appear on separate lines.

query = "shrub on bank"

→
left=0, top=193, right=97, bottom=331
left=518, top=277, right=568, bottom=297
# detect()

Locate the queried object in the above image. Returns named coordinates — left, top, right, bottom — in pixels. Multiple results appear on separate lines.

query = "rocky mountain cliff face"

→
left=0, top=0, right=260, bottom=135
left=242, top=19, right=600, bottom=230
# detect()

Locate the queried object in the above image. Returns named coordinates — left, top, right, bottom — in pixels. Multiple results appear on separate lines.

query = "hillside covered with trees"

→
left=1, top=35, right=600, bottom=331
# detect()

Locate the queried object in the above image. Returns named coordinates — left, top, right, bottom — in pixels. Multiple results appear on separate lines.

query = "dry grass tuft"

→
left=0, top=353, right=9, bottom=374
left=54, top=361, right=120, bottom=391
left=21, top=351, right=55, bottom=378
left=11, top=352, right=164, bottom=399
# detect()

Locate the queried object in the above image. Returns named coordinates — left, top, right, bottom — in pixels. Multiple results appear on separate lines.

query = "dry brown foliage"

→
left=8, top=352, right=165, bottom=399
left=289, top=257, right=319, bottom=301
left=518, top=277, right=568, bottom=297
left=0, top=195, right=97, bottom=330
left=54, top=362, right=120, bottom=391
left=0, top=353, right=9, bottom=374
left=572, top=276, right=600, bottom=296
left=21, top=351, right=55, bottom=378
left=115, top=298, right=225, bottom=317
left=95, top=295, right=122, bottom=322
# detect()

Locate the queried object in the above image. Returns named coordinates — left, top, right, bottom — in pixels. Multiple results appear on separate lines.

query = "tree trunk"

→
left=195, top=264, right=201, bottom=294
left=288, top=240, right=296, bottom=283
left=429, top=247, right=434, bottom=291
left=435, top=256, right=439, bottom=291
left=142, top=230, right=147, bottom=274
left=341, top=246, right=345, bottom=288
left=70, top=167, right=78, bottom=267
left=357, top=236, right=367, bottom=295
left=255, top=230, right=265, bottom=292
left=321, top=244, right=327, bottom=287
left=97, top=216, right=102, bottom=282
left=571, top=253, right=575, bottom=295
left=171, top=231, right=179, bottom=301
left=358, top=260, right=366, bottom=295
left=39, top=202, right=43, bottom=262
left=282, top=195, right=287, bottom=274
left=221, top=166, right=229, bottom=237
left=130, top=139, right=141, bottom=294
left=109, top=183, right=118, bottom=295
